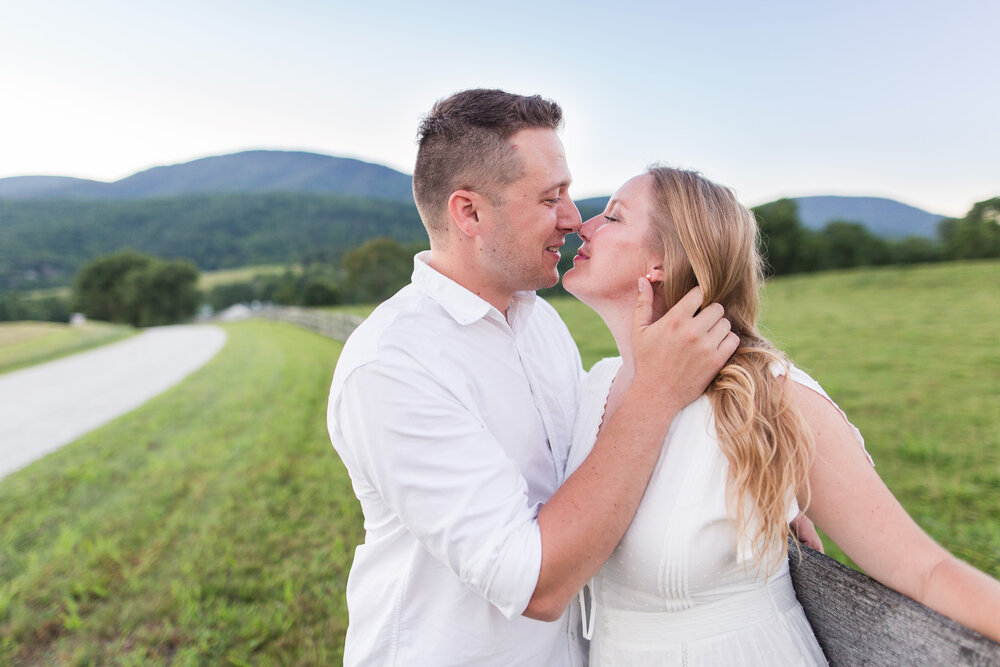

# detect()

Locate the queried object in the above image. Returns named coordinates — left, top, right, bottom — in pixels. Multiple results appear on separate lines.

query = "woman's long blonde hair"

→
left=646, top=166, right=814, bottom=570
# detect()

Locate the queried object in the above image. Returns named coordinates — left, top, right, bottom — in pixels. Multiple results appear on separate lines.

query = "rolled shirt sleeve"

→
left=335, top=355, right=543, bottom=617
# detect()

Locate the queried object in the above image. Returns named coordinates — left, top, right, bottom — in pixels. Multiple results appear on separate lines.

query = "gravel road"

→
left=0, top=324, right=227, bottom=480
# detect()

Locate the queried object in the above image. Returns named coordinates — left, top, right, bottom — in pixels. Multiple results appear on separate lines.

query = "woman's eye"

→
left=603, top=215, right=619, bottom=223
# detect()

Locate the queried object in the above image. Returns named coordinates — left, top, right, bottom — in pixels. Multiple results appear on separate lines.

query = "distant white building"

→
left=218, top=304, right=252, bottom=321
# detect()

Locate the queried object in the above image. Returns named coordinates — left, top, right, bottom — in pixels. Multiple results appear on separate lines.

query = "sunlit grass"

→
left=0, top=320, right=356, bottom=665
left=0, top=321, right=135, bottom=375
left=198, top=264, right=299, bottom=290
left=0, top=260, right=996, bottom=663
left=551, top=259, right=1000, bottom=574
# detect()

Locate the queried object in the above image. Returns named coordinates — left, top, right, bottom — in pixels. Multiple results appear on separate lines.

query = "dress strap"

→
left=772, top=361, right=875, bottom=467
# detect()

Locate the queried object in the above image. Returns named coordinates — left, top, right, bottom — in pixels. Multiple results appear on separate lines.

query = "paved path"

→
left=0, top=324, right=227, bottom=480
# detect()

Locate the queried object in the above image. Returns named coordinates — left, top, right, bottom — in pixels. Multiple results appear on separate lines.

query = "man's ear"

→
left=448, top=190, right=485, bottom=237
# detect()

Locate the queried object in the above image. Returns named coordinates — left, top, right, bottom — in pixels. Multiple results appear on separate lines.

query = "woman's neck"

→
left=597, top=297, right=639, bottom=384
left=592, top=284, right=669, bottom=390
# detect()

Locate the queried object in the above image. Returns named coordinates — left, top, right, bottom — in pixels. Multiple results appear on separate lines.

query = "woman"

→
left=561, top=166, right=1000, bottom=665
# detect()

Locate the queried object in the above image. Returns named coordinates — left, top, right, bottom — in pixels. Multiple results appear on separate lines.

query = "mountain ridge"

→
left=792, top=195, right=944, bottom=238
left=0, top=150, right=414, bottom=203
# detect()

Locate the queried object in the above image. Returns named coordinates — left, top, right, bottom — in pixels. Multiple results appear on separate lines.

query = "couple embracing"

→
left=327, top=89, right=1000, bottom=666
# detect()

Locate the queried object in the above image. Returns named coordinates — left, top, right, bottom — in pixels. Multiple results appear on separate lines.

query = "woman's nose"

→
left=578, top=215, right=601, bottom=240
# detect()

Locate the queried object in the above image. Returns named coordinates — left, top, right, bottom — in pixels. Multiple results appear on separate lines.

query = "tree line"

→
left=0, top=196, right=996, bottom=325
left=0, top=192, right=426, bottom=291
left=752, top=197, right=999, bottom=276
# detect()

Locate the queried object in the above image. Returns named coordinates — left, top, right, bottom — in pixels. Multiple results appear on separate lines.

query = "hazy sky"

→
left=2, top=0, right=997, bottom=217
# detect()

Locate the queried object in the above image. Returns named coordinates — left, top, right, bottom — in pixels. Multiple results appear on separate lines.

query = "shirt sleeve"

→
left=332, top=354, right=544, bottom=619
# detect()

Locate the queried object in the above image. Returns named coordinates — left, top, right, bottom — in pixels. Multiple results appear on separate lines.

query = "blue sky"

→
left=1, top=0, right=997, bottom=217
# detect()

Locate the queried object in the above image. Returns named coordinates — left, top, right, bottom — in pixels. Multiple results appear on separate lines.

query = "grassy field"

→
left=0, top=321, right=358, bottom=665
left=19, top=264, right=295, bottom=298
left=198, top=265, right=299, bottom=290
left=757, top=260, right=1000, bottom=571
left=551, top=260, right=1000, bottom=572
left=0, top=321, right=135, bottom=375
left=0, top=260, right=996, bottom=663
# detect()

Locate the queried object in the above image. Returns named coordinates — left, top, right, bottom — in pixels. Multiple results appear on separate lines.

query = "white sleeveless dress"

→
left=567, top=358, right=872, bottom=666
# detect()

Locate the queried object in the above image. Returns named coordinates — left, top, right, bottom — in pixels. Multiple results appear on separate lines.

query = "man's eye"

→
left=547, top=198, right=561, bottom=205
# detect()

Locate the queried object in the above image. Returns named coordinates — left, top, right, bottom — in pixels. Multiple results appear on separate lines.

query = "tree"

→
left=341, top=238, right=418, bottom=304
left=889, top=236, right=944, bottom=265
left=72, top=250, right=200, bottom=326
left=939, top=197, right=1000, bottom=260
left=751, top=199, right=812, bottom=276
left=130, top=259, right=200, bottom=326
left=72, top=250, right=152, bottom=323
left=819, top=220, right=891, bottom=269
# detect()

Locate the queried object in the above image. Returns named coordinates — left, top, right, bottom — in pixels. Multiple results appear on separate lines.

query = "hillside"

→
left=0, top=193, right=425, bottom=290
left=792, top=196, right=945, bottom=238
left=581, top=195, right=943, bottom=239
left=0, top=151, right=414, bottom=203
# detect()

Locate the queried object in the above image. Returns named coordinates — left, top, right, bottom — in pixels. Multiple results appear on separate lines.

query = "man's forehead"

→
left=508, top=131, right=570, bottom=184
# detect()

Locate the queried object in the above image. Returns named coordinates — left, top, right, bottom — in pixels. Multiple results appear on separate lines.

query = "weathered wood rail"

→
left=257, top=307, right=1000, bottom=665
left=788, top=540, right=1000, bottom=665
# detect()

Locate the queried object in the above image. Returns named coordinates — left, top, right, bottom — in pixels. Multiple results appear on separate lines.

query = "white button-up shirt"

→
left=328, top=252, right=586, bottom=666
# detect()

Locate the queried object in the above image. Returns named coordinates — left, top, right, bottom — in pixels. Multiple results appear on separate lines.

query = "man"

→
left=327, top=89, right=739, bottom=665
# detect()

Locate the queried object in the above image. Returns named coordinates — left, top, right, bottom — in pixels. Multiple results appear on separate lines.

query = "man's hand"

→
left=632, top=281, right=740, bottom=413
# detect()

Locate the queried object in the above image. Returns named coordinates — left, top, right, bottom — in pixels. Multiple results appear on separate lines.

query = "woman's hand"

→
left=790, top=513, right=824, bottom=553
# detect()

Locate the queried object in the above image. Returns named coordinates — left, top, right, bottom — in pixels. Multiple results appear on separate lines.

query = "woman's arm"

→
left=795, top=382, right=1000, bottom=643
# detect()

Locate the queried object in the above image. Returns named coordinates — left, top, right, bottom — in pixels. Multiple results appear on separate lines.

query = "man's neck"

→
left=425, top=250, right=514, bottom=315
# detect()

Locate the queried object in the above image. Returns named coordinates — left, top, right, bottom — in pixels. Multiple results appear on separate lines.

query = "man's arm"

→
left=524, top=281, right=739, bottom=620
left=334, top=357, right=548, bottom=618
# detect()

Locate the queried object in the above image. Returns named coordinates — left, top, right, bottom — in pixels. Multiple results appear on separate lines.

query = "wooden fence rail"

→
left=253, top=306, right=364, bottom=341
left=789, top=540, right=1000, bottom=665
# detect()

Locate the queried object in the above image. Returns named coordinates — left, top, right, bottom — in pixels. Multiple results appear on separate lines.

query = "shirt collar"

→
left=411, top=251, right=537, bottom=327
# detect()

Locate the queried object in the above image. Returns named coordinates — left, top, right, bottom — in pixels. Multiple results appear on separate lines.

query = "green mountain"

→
left=0, top=193, right=425, bottom=290
left=792, top=196, right=944, bottom=238
left=0, top=151, right=414, bottom=202
left=579, top=194, right=943, bottom=239
left=0, top=150, right=953, bottom=293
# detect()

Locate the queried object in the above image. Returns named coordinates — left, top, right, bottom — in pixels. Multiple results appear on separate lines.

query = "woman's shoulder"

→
left=772, top=361, right=874, bottom=466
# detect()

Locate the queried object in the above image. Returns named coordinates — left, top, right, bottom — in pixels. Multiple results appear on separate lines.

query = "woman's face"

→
left=563, top=173, right=661, bottom=307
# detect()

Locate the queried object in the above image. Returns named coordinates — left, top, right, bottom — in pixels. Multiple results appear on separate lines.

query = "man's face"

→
left=479, top=128, right=581, bottom=296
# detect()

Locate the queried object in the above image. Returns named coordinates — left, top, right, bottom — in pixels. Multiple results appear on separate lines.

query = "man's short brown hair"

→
left=413, top=89, right=563, bottom=238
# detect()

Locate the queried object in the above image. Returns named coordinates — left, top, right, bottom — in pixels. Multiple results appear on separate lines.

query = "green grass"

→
left=758, top=260, right=1000, bottom=572
left=20, top=264, right=296, bottom=296
left=0, top=260, right=997, bottom=663
left=0, top=321, right=135, bottom=375
left=0, top=321, right=359, bottom=665
left=198, top=265, right=299, bottom=290
left=550, top=259, right=1000, bottom=574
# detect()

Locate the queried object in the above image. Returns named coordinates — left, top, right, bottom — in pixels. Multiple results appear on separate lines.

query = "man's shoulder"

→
left=338, top=287, right=425, bottom=357
left=331, top=285, right=465, bottom=386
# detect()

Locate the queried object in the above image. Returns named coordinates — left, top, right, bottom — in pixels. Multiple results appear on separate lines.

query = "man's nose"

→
left=558, top=197, right=582, bottom=233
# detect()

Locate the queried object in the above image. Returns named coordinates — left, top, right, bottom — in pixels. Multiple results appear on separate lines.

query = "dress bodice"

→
left=566, top=357, right=870, bottom=666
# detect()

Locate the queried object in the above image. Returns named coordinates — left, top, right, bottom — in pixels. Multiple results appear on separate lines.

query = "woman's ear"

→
left=647, top=266, right=666, bottom=284
left=448, top=190, right=484, bottom=237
